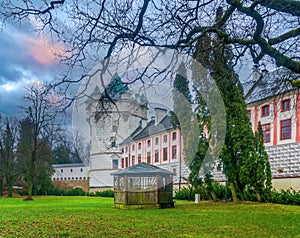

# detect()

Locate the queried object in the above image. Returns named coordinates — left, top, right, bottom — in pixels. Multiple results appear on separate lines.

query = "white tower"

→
left=86, top=75, right=147, bottom=189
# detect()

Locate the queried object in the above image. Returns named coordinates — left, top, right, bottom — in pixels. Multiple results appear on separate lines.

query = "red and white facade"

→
left=121, top=129, right=181, bottom=168
left=245, top=68, right=300, bottom=190
left=247, top=92, right=300, bottom=146
left=119, top=112, right=190, bottom=185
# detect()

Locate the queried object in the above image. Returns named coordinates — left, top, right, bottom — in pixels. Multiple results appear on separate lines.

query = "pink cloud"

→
left=28, top=37, right=66, bottom=66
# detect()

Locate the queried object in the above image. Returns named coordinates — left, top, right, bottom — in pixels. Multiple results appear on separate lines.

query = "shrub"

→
left=65, top=188, right=86, bottom=196
left=94, top=190, right=114, bottom=197
left=212, top=182, right=232, bottom=201
left=174, top=186, right=211, bottom=201
left=174, top=187, right=192, bottom=200
left=242, top=187, right=258, bottom=202
left=270, top=188, right=300, bottom=205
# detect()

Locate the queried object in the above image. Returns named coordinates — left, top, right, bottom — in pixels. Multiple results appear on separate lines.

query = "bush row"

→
left=174, top=184, right=300, bottom=205
left=174, top=183, right=231, bottom=201
left=19, top=188, right=115, bottom=197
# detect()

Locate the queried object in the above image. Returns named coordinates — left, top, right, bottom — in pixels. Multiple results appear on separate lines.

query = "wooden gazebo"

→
left=111, top=163, right=174, bottom=209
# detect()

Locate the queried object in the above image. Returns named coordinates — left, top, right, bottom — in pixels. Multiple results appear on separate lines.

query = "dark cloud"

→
left=0, top=88, right=25, bottom=117
left=0, top=23, right=60, bottom=117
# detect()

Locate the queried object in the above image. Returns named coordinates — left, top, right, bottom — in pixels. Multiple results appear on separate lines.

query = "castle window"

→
left=280, top=119, right=291, bottom=140
left=125, top=157, right=129, bottom=168
left=147, top=152, right=151, bottom=164
left=138, top=142, right=141, bottom=150
left=261, top=105, right=270, bottom=117
left=138, top=154, right=142, bottom=164
left=281, top=99, right=291, bottom=112
left=163, top=148, right=168, bottom=161
left=247, top=110, right=251, bottom=120
left=262, top=123, right=271, bottom=143
left=80, top=168, right=83, bottom=172
left=61, top=169, right=63, bottom=173
left=163, top=135, right=168, bottom=143
left=121, top=158, right=124, bottom=168
left=132, top=144, right=135, bottom=151
left=172, top=145, right=177, bottom=159
left=112, top=159, right=118, bottom=169
left=147, top=139, right=151, bottom=147
left=154, top=150, right=159, bottom=163
left=172, top=132, right=177, bottom=141
left=155, top=137, right=159, bottom=145
left=70, top=169, right=73, bottom=172
left=132, top=155, right=135, bottom=165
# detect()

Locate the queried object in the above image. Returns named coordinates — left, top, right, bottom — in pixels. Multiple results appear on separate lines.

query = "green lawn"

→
left=0, top=197, right=299, bottom=237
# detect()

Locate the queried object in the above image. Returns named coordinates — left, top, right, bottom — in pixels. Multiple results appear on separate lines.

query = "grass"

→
left=0, top=197, right=299, bottom=237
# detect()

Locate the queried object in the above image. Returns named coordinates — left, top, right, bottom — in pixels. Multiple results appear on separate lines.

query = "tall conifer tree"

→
left=193, top=7, right=271, bottom=202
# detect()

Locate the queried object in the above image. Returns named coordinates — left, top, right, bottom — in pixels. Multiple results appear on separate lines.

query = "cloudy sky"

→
left=0, top=20, right=65, bottom=117
left=0, top=16, right=254, bottom=119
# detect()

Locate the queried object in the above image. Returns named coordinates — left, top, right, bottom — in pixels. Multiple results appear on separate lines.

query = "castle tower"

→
left=86, top=75, right=147, bottom=189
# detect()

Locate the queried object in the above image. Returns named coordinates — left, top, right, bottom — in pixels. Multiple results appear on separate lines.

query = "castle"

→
left=52, top=70, right=300, bottom=192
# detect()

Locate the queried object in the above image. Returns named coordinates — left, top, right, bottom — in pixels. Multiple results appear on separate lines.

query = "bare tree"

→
left=17, top=83, right=61, bottom=200
left=56, top=129, right=90, bottom=165
left=0, top=0, right=299, bottom=84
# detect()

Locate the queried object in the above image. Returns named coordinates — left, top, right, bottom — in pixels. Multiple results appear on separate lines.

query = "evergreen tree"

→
left=172, top=62, right=192, bottom=130
left=53, top=144, right=72, bottom=164
left=172, top=62, right=195, bottom=188
left=17, top=118, right=34, bottom=199
left=0, top=118, right=19, bottom=197
left=192, top=7, right=271, bottom=202
left=239, top=122, right=272, bottom=202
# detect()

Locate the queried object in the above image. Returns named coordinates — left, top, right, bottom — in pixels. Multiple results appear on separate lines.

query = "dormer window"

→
left=112, top=120, right=119, bottom=132
left=111, top=137, right=116, bottom=147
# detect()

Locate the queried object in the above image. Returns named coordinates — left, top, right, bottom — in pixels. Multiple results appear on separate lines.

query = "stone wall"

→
left=52, top=179, right=90, bottom=192
left=266, top=142, right=300, bottom=178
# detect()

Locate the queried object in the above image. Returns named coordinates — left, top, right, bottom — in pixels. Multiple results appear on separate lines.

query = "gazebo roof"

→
left=111, top=162, right=173, bottom=176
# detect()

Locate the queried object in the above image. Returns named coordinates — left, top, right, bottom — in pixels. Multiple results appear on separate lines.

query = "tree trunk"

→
left=24, top=159, right=35, bottom=201
left=256, top=191, right=262, bottom=202
left=7, top=179, right=13, bottom=197
left=0, top=176, right=3, bottom=196
left=211, top=191, right=217, bottom=201
left=188, top=185, right=193, bottom=201
left=25, top=179, right=33, bottom=201
left=7, top=186, right=13, bottom=197
left=229, top=182, right=238, bottom=203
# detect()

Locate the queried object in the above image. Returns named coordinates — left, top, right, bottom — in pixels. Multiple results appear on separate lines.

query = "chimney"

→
left=253, top=64, right=262, bottom=82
